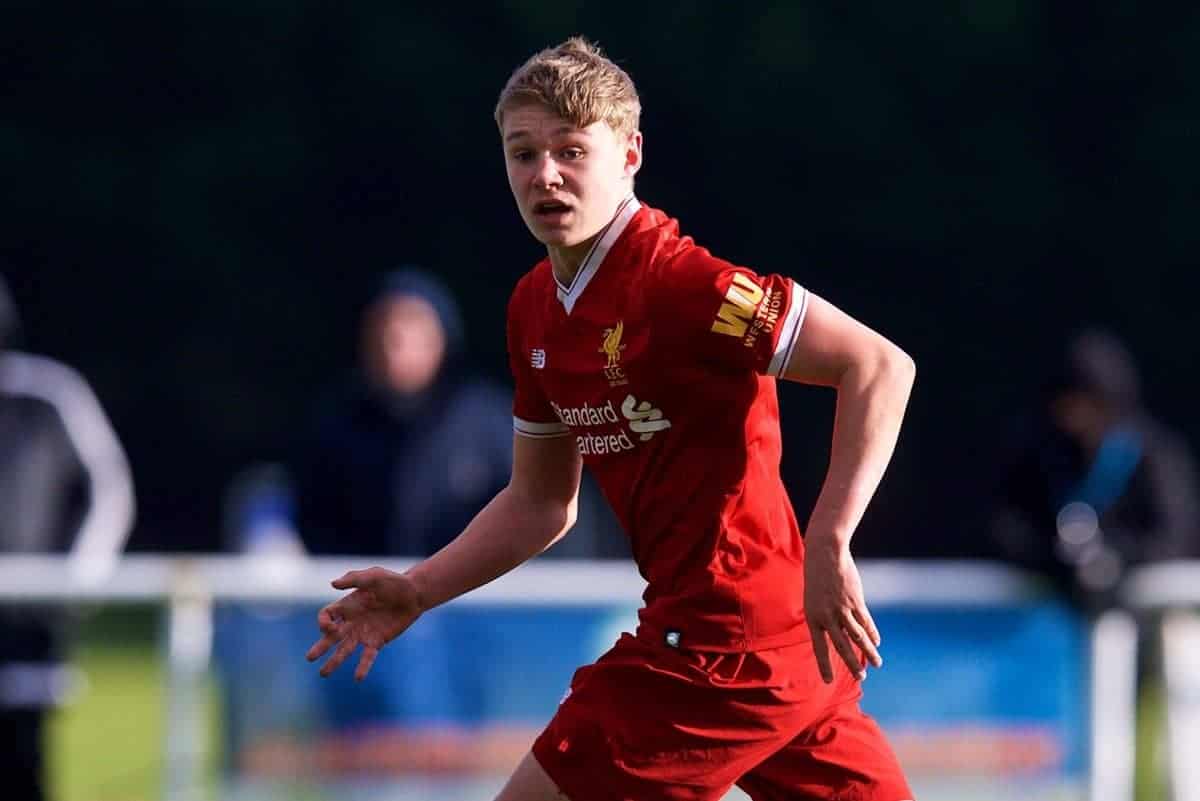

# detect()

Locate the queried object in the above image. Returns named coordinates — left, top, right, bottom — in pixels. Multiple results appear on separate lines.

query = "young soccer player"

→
left=307, top=37, right=916, bottom=801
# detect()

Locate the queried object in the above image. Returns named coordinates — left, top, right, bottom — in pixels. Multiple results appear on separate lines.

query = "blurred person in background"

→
left=288, top=268, right=525, bottom=764
left=220, top=267, right=520, bottom=773
left=288, top=265, right=625, bottom=559
left=0, top=274, right=135, bottom=801
left=990, top=328, right=1200, bottom=610
left=289, top=266, right=515, bottom=557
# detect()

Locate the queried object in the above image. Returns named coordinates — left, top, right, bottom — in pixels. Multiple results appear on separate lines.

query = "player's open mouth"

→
left=534, top=201, right=572, bottom=218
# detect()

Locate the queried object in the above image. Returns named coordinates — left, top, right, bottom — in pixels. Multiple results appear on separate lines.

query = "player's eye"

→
left=560, top=147, right=585, bottom=160
left=511, top=150, right=533, bottom=162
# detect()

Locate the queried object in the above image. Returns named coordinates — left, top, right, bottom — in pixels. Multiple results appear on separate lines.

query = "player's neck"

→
left=547, top=196, right=634, bottom=286
left=548, top=238, right=596, bottom=287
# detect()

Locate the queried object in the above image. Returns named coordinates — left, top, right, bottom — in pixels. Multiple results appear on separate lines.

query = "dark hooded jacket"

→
left=289, top=270, right=514, bottom=556
left=990, top=330, right=1200, bottom=603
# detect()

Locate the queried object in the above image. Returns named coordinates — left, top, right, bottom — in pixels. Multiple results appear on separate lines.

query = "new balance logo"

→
left=531, top=348, right=546, bottom=369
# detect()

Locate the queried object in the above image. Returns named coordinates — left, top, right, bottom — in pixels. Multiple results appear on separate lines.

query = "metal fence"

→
left=3, top=555, right=1188, bottom=801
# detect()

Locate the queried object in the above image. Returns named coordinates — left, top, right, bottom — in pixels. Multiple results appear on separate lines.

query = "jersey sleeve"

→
left=657, top=246, right=809, bottom=376
left=506, top=280, right=570, bottom=439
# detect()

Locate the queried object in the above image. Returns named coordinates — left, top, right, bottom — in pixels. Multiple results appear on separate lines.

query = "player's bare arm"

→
left=306, top=433, right=583, bottom=681
left=781, top=292, right=916, bottom=683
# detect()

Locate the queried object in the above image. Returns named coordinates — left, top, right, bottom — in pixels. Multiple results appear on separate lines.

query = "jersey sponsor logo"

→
left=710, top=273, right=783, bottom=350
left=575, top=429, right=636, bottom=456
left=621, top=394, right=671, bottom=441
left=711, top=273, right=764, bottom=338
left=551, top=394, right=672, bottom=456
left=599, top=321, right=629, bottom=387
left=531, top=348, right=546, bottom=369
left=550, top=399, right=620, bottom=427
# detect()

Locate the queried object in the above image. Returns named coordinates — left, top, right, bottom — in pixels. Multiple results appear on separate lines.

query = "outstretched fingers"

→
left=332, top=567, right=379, bottom=591
left=330, top=570, right=358, bottom=590
left=317, top=602, right=344, bottom=634
left=319, top=635, right=359, bottom=678
left=310, top=567, right=397, bottom=678
left=306, top=632, right=337, bottom=663
left=306, top=603, right=343, bottom=662
left=355, top=645, right=380, bottom=682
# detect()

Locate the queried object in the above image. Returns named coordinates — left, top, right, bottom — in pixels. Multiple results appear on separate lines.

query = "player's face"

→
left=501, top=104, right=641, bottom=249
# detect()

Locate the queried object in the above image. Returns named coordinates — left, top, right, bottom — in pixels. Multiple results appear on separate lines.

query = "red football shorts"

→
left=531, top=632, right=912, bottom=801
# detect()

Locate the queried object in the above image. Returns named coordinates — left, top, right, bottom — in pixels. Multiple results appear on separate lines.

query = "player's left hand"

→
left=803, top=537, right=883, bottom=683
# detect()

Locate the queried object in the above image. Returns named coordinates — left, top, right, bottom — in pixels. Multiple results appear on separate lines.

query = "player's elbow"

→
left=880, top=345, right=916, bottom=404
left=563, top=492, right=579, bottom=530
left=854, top=340, right=915, bottom=399
left=542, top=496, right=579, bottom=552
left=556, top=492, right=581, bottom=541
left=887, top=346, right=916, bottom=391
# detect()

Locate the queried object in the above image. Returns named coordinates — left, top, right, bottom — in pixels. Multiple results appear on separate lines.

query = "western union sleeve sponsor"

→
left=711, top=273, right=765, bottom=338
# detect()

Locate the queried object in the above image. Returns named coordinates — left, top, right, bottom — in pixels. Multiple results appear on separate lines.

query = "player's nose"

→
left=533, top=154, right=563, bottom=189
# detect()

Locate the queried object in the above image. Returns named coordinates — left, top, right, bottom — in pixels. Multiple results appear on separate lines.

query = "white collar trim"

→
left=554, top=196, right=641, bottom=314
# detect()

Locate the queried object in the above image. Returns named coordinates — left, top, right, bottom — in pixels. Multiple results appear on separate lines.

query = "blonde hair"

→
left=495, top=37, right=641, bottom=137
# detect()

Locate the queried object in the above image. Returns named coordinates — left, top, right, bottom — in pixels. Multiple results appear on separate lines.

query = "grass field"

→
left=49, top=642, right=166, bottom=800
left=46, top=607, right=220, bottom=801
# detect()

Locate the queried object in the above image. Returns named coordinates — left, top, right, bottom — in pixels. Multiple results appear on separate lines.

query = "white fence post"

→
left=1121, top=560, right=1200, bottom=800
left=163, top=559, right=214, bottom=801
left=1162, top=610, right=1200, bottom=801
left=1088, top=609, right=1139, bottom=801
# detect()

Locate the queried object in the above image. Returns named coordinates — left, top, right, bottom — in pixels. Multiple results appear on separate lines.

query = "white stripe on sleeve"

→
left=766, top=282, right=810, bottom=377
left=513, top=416, right=571, bottom=438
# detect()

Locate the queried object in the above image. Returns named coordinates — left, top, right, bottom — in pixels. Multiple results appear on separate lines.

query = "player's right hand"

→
left=305, top=567, right=422, bottom=682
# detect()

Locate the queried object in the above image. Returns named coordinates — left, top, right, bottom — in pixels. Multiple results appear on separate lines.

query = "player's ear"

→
left=624, top=131, right=643, bottom=178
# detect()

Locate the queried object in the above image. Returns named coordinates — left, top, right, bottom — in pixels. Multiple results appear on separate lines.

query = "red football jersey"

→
left=507, top=198, right=812, bottom=652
